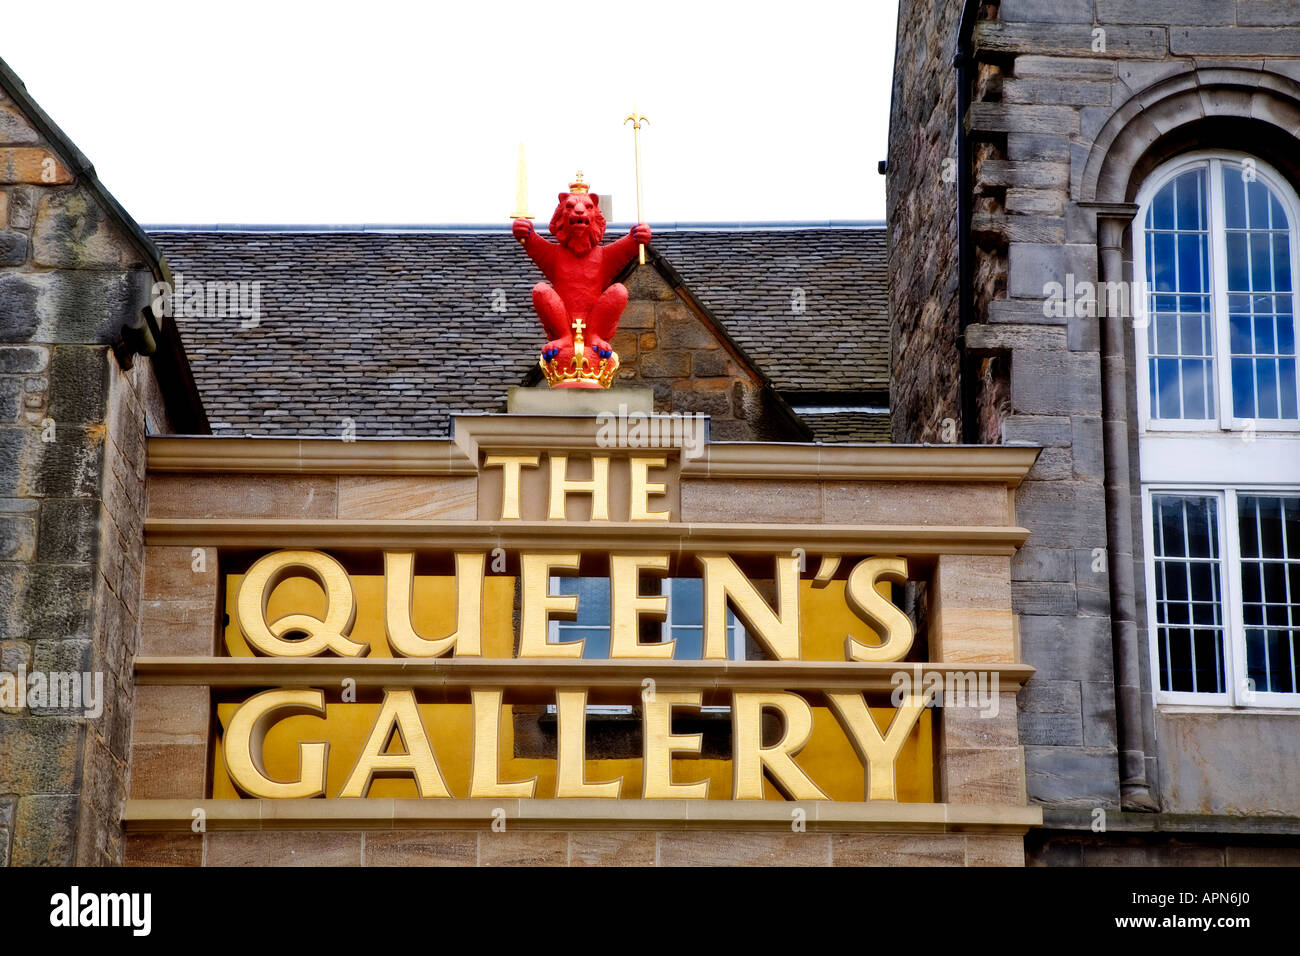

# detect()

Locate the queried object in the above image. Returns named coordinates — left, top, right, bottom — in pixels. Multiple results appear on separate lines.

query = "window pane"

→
left=1151, top=495, right=1226, bottom=694
left=665, top=578, right=742, bottom=660
left=550, top=577, right=612, bottom=659
left=1145, top=168, right=1215, bottom=420
left=1239, top=496, right=1300, bottom=695
left=1223, top=166, right=1300, bottom=421
left=1224, top=169, right=1247, bottom=229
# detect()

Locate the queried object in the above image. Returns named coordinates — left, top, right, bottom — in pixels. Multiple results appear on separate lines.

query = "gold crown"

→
left=539, top=321, right=619, bottom=388
left=568, top=170, right=589, bottom=194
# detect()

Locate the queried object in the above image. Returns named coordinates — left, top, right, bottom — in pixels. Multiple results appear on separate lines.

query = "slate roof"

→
left=802, top=411, right=892, bottom=444
left=148, top=226, right=888, bottom=441
left=650, top=230, right=889, bottom=394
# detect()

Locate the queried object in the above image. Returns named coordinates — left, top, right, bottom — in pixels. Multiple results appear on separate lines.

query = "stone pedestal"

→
left=506, top=386, right=653, bottom=416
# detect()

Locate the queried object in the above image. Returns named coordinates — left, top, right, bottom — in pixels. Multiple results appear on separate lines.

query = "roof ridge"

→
left=144, top=220, right=886, bottom=234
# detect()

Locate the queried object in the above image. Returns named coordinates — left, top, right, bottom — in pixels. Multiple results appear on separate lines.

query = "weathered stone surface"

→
left=206, top=830, right=363, bottom=867
left=16, top=561, right=95, bottom=639
left=943, top=746, right=1027, bottom=804
left=623, top=263, right=675, bottom=301
left=1226, top=845, right=1300, bottom=865
left=124, top=833, right=202, bottom=867
left=1014, top=56, right=1117, bottom=80
left=0, top=148, right=72, bottom=185
left=1003, top=79, right=1113, bottom=107
left=337, top=475, right=476, bottom=520
left=823, top=481, right=1008, bottom=526
left=1024, top=746, right=1120, bottom=807
left=987, top=297, right=1060, bottom=327
left=1156, top=712, right=1300, bottom=816
left=1082, top=843, right=1224, bottom=866
left=1097, top=0, right=1234, bottom=25
left=47, top=345, right=109, bottom=425
left=0, top=345, right=48, bottom=374
left=0, top=512, right=35, bottom=560
left=691, top=350, right=729, bottom=377
left=999, top=0, right=1092, bottom=23
left=1026, top=447, right=1073, bottom=480
left=1239, top=0, right=1300, bottom=26
left=1013, top=581, right=1078, bottom=616
left=569, top=830, right=657, bottom=867
left=639, top=349, right=690, bottom=378
left=1018, top=613, right=1113, bottom=682
left=659, top=831, right=830, bottom=867
left=127, top=743, right=206, bottom=799
left=968, top=103, right=1080, bottom=137
left=5, top=186, right=36, bottom=230
left=36, top=498, right=99, bottom=563
left=10, top=794, right=78, bottom=865
left=31, top=192, right=142, bottom=269
left=681, top=478, right=820, bottom=523
left=1013, top=546, right=1074, bottom=582
left=1019, top=711, right=1085, bottom=746
left=0, top=270, right=150, bottom=345
left=477, top=830, right=569, bottom=866
left=1010, top=350, right=1102, bottom=416
left=0, top=230, right=27, bottom=266
left=363, top=831, right=478, bottom=866
left=1080, top=681, right=1118, bottom=748
left=974, top=21, right=1169, bottom=59
left=965, top=834, right=1026, bottom=866
left=1171, top=27, right=1300, bottom=56
left=0, top=106, right=40, bottom=145
left=1007, top=243, right=1096, bottom=300
left=1016, top=480, right=1108, bottom=548
left=139, top=599, right=217, bottom=657
left=833, top=833, right=965, bottom=866
left=147, top=473, right=337, bottom=519
left=0, top=717, right=83, bottom=793
left=1002, top=414, right=1073, bottom=447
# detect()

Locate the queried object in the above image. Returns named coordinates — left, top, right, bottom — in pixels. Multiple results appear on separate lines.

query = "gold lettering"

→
left=518, top=553, right=583, bottom=658
left=732, top=691, right=827, bottom=800
left=236, top=550, right=365, bottom=657
left=224, top=689, right=328, bottom=799
left=642, top=691, right=709, bottom=798
left=699, top=555, right=800, bottom=660
left=554, top=690, right=622, bottom=798
left=826, top=692, right=926, bottom=800
left=628, top=456, right=670, bottom=521
left=609, top=554, right=671, bottom=659
left=483, top=454, right=539, bottom=520
left=339, top=689, right=451, bottom=798
left=547, top=454, right=610, bottom=521
left=385, top=551, right=484, bottom=657
left=844, top=557, right=914, bottom=662
left=469, top=689, right=537, bottom=798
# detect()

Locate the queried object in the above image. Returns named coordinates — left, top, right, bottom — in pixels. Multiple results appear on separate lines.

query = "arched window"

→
left=1135, top=153, right=1300, bottom=708
left=1135, top=153, right=1300, bottom=429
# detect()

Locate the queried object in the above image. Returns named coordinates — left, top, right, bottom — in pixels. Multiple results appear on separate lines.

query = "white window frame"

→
left=1143, top=485, right=1300, bottom=709
left=1133, top=151, right=1300, bottom=436
left=545, top=576, right=746, bottom=716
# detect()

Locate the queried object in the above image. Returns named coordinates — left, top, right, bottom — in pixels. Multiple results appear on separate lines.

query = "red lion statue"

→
left=513, top=177, right=651, bottom=387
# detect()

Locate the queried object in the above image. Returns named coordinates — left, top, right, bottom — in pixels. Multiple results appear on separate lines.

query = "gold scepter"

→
left=624, top=107, right=649, bottom=265
left=508, top=141, right=533, bottom=244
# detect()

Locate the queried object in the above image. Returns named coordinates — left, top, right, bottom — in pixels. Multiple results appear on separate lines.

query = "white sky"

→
left=5, top=0, right=899, bottom=225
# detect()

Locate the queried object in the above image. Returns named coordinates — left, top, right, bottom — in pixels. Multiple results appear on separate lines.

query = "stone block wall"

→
left=605, top=265, right=802, bottom=442
left=888, top=0, right=1300, bottom=840
left=887, top=0, right=969, bottom=446
left=0, top=78, right=174, bottom=865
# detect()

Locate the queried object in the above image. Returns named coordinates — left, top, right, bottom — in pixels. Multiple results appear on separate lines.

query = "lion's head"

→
left=549, top=191, right=607, bottom=255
